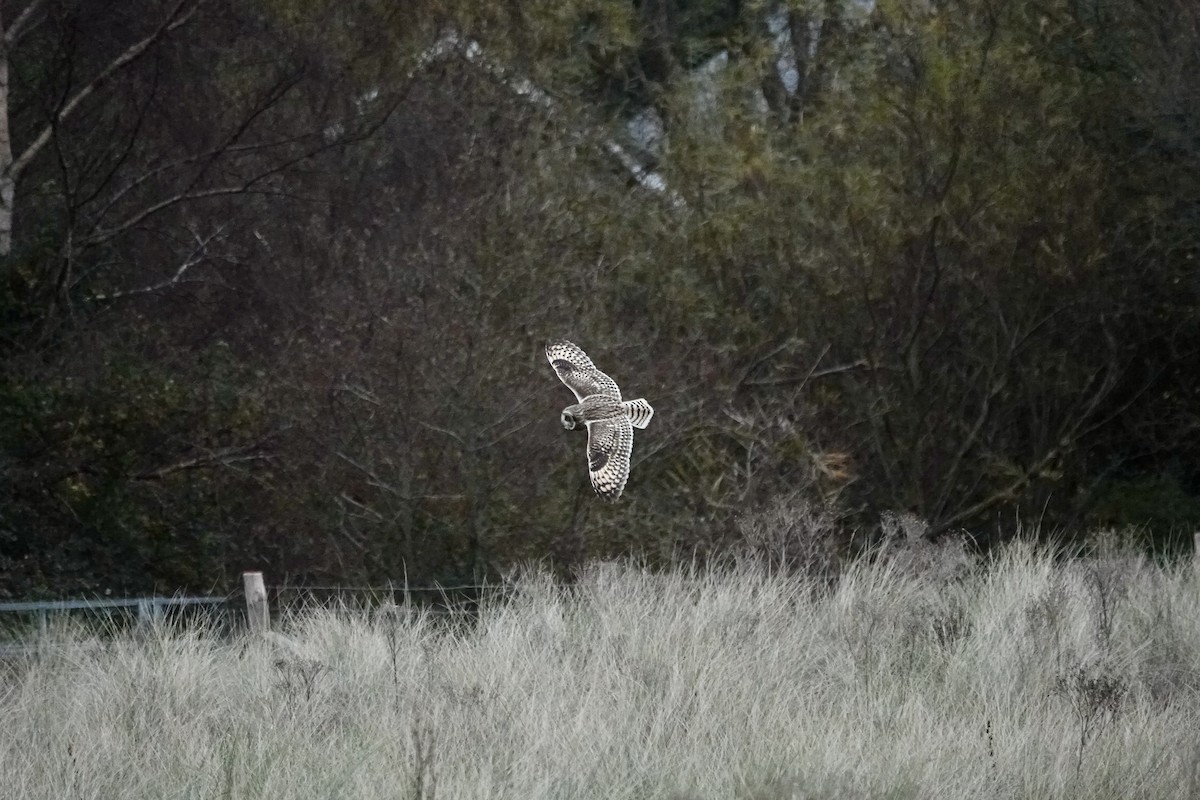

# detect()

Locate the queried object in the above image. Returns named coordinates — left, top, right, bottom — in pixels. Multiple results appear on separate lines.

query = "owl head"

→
left=560, top=410, right=580, bottom=430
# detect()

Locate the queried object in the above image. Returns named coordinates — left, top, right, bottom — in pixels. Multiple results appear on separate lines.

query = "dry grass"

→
left=3, top=541, right=1200, bottom=799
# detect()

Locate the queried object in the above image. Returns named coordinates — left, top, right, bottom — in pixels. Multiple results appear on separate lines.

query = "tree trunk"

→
left=0, top=23, right=14, bottom=257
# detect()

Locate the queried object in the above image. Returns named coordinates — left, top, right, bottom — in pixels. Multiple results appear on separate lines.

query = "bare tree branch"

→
left=92, top=224, right=226, bottom=300
left=8, top=0, right=202, bottom=183
left=86, top=183, right=286, bottom=245
left=3, top=0, right=49, bottom=48
left=134, top=447, right=271, bottom=481
left=82, top=92, right=397, bottom=247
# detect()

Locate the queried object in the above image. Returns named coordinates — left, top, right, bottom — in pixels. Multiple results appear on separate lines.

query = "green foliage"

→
left=0, top=338, right=271, bottom=597
left=1090, top=472, right=1200, bottom=544
left=2, top=0, right=1199, bottom=594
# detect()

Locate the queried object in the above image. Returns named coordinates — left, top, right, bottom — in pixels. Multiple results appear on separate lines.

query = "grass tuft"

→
left=3, top=541, right=1200, bottom=799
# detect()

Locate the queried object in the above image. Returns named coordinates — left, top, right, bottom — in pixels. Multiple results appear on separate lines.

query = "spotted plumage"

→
left=546, top=340, right=654, bottom=501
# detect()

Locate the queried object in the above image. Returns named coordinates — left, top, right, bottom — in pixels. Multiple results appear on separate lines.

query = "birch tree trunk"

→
left=0, top=4, right=25, bottom=257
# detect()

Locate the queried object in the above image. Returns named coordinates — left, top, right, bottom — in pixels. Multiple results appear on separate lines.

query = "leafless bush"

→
left=272, top=657, right=327, bottom=704
left=877, top=512, right=975, bottom=583
left=1074, top=530, right=1144, bottom=653
left=736, top=495, right=846, bottom=580
left=1022, top=576, right=1072, bottom=674
left=1054, top=659, right=1127, bottom=776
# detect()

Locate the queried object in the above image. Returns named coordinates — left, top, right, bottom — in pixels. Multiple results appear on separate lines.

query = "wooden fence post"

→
left=136, top=598, right=162, bottom=626
left=243, top=571, right=269, bottom=633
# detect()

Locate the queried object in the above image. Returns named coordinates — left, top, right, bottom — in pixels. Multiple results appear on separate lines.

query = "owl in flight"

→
left=546, top=341, right=654, bottom=501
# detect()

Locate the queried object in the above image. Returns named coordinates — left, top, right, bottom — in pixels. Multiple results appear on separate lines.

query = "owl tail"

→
left=623, top=398, right=654, bottom=429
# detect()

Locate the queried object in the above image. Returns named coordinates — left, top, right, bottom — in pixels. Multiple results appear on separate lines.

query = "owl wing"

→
left=585, top=418, right=634, bottom=501
left=546, top=341, right=622, bottom=401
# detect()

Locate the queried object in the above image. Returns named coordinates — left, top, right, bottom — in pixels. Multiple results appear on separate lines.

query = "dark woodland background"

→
left=2, top=0, right=1198, bottom=597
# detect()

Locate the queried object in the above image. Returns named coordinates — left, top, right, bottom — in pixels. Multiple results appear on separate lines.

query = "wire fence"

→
left=0, top=594, right=229, bottom=627
left=266, top=581, right=511, bottom=614
left=0, top=594, right=230, bottom=660
left=0, top=574, right=517, bottom=657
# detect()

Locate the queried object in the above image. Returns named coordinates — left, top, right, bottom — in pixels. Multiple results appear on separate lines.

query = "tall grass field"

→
left=3, top=541, right=1200, bottom=799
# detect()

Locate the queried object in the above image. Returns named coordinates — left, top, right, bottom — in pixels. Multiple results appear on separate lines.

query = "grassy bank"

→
left=3, top=543, right=1200, bottom=799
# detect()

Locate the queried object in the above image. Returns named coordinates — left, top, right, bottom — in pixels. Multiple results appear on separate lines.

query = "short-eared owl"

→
left=546, top=341, right=654, bottom=501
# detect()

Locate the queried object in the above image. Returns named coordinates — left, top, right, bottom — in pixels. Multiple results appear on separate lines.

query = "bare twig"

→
left=134, top=448, right=271, bottom=481
left=92, top=224, right=227, bottom=300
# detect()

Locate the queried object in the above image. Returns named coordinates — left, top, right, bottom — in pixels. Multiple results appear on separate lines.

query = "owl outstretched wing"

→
left=585, top=418, right=634, bottom=501
left=546, top=341, right=622, bottom=401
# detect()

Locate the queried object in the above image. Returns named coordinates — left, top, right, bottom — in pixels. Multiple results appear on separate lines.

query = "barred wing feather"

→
left=546, top=341, right=622, bottom=401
